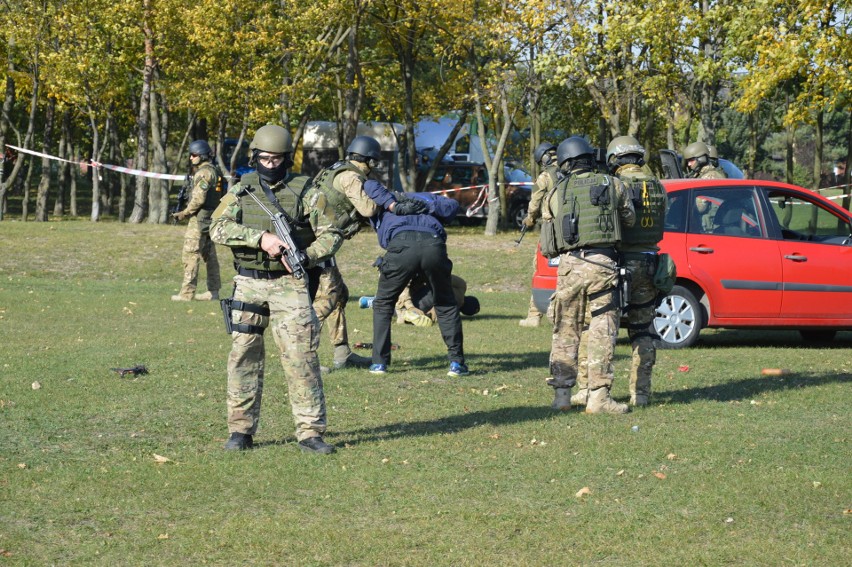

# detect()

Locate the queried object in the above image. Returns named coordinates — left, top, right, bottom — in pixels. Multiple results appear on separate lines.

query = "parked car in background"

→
left=418, top=158, right=533, bottom=226
left=531, top=178, right=852, bottom=348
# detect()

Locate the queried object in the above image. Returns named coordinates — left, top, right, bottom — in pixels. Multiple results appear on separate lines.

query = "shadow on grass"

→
left=655, top=371, right=852, bottom=405
left=670, top=329, right=852, bottom=349
left=335, top=404, right=558, bottom=447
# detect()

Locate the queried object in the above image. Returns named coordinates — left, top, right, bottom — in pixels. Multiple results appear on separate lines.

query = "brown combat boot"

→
left=551, top=387, right=571, bottom=411
left=194, top=290, right=219, bottom=301
left=518, top=315, right=541, bottom=328
left=570, top=388, right=589, bottom=406
left=585, top=387, right=630, bottom=414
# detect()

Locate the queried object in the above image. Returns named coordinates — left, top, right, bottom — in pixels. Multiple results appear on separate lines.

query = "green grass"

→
left=0, top=219, right=850, bottom=565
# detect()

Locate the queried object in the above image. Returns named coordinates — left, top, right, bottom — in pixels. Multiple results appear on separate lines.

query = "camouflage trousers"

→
left=312, top=264, right=349, bottom=349
left=549, top=252, right=619, bottom=391
left=574, top=256, right=657, bottom=398
left=179, top=216, right=220, bottom=297
left=622, top=255, right=658, bottom=399
left=226, top=273, right=325, bottom=442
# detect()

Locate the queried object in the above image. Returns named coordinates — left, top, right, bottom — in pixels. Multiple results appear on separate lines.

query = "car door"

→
left=683, top=186, right=783, bottom=319
left=761, top=187, right=852, bottom=320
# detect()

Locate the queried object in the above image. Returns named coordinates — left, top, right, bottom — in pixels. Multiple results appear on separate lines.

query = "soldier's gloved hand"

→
left=393, top=197, right=429, bottom=216
left=522, top=216, right=536, bottom=229
left=172, top=211, right=186, bottom=221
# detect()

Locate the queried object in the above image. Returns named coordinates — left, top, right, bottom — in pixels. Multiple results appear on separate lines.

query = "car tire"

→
left=799, top=330, right=836, bottom=343
left=653, top=285, right=703, bottom=349
left=508, top=200, right=529, bottom=230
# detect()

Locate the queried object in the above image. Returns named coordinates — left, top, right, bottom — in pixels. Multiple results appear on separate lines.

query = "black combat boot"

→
left=298, top=436, right=336, bottom=455
left=224, top=432, right=253, bottom=450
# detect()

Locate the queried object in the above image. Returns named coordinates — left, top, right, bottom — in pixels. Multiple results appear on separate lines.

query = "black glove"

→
left=393, top=197, right=429, bottom=216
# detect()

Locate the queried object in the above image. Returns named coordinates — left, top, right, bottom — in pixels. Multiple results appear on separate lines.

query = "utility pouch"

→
left=589, top=184, right=610, bottom=207
left=653, top=253, right=677, bottom=294
left=561, top=213, right=579, bottom=245
left=220, top=298, right=234, bottom=335
left=540, top=219, right=559, bottom=258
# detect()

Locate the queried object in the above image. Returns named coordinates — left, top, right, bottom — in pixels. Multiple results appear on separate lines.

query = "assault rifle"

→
left=170, top=173, right=191, bottom=224
left=238, top=186, right=308, bottom=280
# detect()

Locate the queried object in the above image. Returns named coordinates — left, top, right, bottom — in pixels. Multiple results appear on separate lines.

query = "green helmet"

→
left=606, top=135, right=645, bottom=167
left=683, top=141, right=710, bottom=172
left=249, top=125, right=293, bottom=154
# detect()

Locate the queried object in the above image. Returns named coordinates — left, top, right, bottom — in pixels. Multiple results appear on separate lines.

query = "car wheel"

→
left=509, top=200, right=529, bottom=230
left=653, top=285, right=703, bottom=349
left=799, top=330, right=836, bottom=343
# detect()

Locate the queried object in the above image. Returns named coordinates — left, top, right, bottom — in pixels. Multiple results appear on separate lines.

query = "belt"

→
left=568, top=247, right=618, bottom=261
left=236, top=266, right=289, bottom=279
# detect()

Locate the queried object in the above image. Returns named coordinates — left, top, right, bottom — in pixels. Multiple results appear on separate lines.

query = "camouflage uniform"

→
left=695, top=164, right=727, bottom=180
left=305, top=160, right=378, bottom=367
left=174, top=162, right=221, bottom=300
left=520, top=165, right=559, bottom=325
left=210, top=172, right=344, bottom=442
left=546, top=170, right=635, bottom=412
left=614, top=164, right=667, bottom=406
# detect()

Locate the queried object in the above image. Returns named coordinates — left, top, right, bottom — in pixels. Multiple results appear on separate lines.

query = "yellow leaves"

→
left=575, top=486, right=591, bottom=498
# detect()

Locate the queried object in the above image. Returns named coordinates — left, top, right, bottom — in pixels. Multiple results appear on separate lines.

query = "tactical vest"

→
left=551, top=171, right=621, bottom=253
left=311, top=161, right=363, bottom=239
left=231, top=171, right=315, bottom=272
left=199, top=162, right=226, bottom=211
left=617, top=168, right=666, bottom=247
left=541, top=165, right=559, bottom=190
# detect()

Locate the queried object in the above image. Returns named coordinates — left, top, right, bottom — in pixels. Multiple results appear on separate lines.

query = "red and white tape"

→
left=7, top=144, right=185, bottom=181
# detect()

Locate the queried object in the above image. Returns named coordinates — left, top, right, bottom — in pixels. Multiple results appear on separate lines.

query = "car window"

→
left=689, top=188, right=763, bottom=237
left=766, top=190, right=852, bottom=244
left=664, top=192, right=688, bottom=232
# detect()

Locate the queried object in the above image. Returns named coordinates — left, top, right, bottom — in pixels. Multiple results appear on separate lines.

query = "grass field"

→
left=1, top=219, right=850, bottom=565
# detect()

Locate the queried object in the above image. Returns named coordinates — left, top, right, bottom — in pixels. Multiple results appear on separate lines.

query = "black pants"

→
left=372, top=231, right=464, bottom=366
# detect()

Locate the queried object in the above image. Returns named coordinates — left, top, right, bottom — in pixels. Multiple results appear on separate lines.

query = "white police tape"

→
left=7, top=143, right=185, bottom=181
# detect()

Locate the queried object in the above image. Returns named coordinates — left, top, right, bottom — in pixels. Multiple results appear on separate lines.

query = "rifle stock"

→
left=171, top=173, right=191, bottom=224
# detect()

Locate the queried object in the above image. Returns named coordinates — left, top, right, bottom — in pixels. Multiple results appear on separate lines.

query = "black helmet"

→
left=250, top=125, right=293, bottom=154
left=346, top=136, right=382, bottom=162
left=188, top=140, right=212, bottom=159
left=533, top=142, right=557, bottom=166
left=606, top=135, right=645, bottom=168
left=556, top=136, right=594, bottom=168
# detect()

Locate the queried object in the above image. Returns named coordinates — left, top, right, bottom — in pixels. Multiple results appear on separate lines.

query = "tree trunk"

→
left=69, top=142, right=78, bottom=217
left=128, top=0, right=155, bottom=223
left=87, top=106, right=102, bottom=222
left=54, top=109, right=72, bottom=217
left=149, top=77, right=169, bottom=224
left=34, top=97, right=57, bottom=221
left=0, top=39, right=15, bottom=219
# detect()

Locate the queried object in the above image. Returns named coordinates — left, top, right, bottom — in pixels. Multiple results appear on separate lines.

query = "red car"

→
left=531, top=178, right=852, bottom=348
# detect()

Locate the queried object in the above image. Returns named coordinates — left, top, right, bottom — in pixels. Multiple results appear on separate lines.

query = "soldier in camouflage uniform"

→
left=519, top=142, right=559, bottom=328
left=210, top=125, right=341, bottom=454
left=545, top=137, right=635, bottom=414
left=171, top=140, right=222, bottom=301
left=304, top=136, right=386, bottom=371
left=683, top=141, right=727, bottom=180
left=571, top=136, right=667, bottom=408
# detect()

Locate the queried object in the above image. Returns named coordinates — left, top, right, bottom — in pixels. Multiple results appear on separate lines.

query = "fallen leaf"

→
left=152, top=454, right=172, bottom=464
left=761, top=368, right=789, bottom=376
left=678, top=365, right=690, bottom=372
left=844, top=509, right=852, bottom=515
left=812, top=481, right=822, bottom=488
left=489, top=433, right=500, bottom=439
left=157, top=534, right=169, bottom=540
left=530, top=438, right=538, bottom=445
left=724, top=517, right=734, bottom=524
left=575, top=487, right=591, bottom=498
left=381, top=458, right=390, bottom=464
left=17, top=463, right=26, bottom=469
left=31, top=381, right=41, bottom=390
left=653, top=471, right=667, bottom=480
left=0, top=549, right=12, bottom=557
left=667, top=453, right=677, bottom=460
left=616, top=470, right=625, bottom=476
